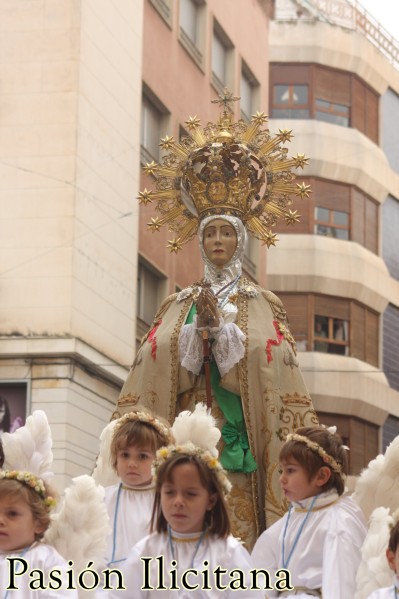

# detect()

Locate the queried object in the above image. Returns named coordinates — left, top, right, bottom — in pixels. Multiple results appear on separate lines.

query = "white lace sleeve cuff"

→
left=213, top=322, right=246, bottom=377
left=179, top=319, right=204, bottom=375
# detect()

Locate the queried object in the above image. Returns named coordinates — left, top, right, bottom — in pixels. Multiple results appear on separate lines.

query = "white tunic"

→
left=104, top=482, right=155, bottom=566
left=107, top=530, right=265, bottom=598
left=0, top=543, right=78, bottom=598
left=252, top=491, right=367, bottom=599
left=367, top=586, right=396, bottom=598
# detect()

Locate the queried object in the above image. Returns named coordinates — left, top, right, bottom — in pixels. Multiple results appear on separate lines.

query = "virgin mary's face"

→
left=203, top=219, right=237, bottom=267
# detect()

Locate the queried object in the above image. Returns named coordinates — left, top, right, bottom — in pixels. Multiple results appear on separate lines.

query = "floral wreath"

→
left=285, top=433, right=344, bottom=475
left=0, top=469, right=56, bottom=510
left=113, top=411, right=173, bottom=445
left=152, top=442, right=232, bottom=496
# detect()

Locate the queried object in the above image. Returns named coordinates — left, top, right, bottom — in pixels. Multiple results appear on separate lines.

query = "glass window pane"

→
left=180, top=0, right=197, bottom=43
left=274, top=85, right=289, bottom=104
left=314, top=224, right=330, bottom=236
left=293, top=85, right=308, bottom=104
left=241, top=73, right=252, bottom=117
left=334, top=228, right=349, bottom=240
left=315, top=207, right=329, bottom=221
left=141, top=97, right=162, bottom=159
left=316, top=111, right=349, bottom=127
left=333, top=210, right=349, bottom=226
left=212, top=32, right=226, bottom=84
left=272, top=109, right=309, bottom=119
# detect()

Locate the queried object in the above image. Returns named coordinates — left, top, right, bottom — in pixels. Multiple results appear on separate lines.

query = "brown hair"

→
left=389, top=520, right=399, bottom=553
left=110, top=410, right=170, bottom=471
left=0, top=478, right=54, bottom=539
left=280, top=426, right=348, bottom=495
left=151, top=453, right=231, bottom=538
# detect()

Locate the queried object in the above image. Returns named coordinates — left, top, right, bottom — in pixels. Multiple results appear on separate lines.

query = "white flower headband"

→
left=0, top=469, right=56, bottom=510
left=285, top=433, right=343, bottom=475
left=152, top=442, right=232, bottom=496
left=113, top=411, right=173, bottom=445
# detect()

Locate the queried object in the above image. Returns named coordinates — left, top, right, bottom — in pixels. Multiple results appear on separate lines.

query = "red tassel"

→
left=265, top=320, right=284, bottom=364
left=148, top=319, right=162, bottom=361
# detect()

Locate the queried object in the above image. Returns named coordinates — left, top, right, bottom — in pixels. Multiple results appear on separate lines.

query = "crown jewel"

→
left=142, top=88, right=310, bottom=251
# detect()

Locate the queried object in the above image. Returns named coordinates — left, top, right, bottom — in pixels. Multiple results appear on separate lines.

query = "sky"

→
left=357, top=1, right=399, bottom=42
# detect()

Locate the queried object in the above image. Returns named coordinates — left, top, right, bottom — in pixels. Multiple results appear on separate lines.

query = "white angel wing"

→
left=2, top=409, right=53, bottom=481
left=44, top=474, right=110, bottom=573
left=91, top=419, right=120, bottom=487
left=355, top=506, right=393, bottom=599
left=353, top=435, right=399, bottom=521
left=171, top=403, right=221, bottom=456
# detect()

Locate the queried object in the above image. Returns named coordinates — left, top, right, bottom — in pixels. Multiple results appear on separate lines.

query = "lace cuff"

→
left=179, top=320, right=203, bottom=375
left=213, top=323, right=246, bottom=377
left=179, top=318, right=245, bottom=377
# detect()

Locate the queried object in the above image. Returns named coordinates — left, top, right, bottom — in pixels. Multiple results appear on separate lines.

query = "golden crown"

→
left=140, top=89, right=311, bottom=252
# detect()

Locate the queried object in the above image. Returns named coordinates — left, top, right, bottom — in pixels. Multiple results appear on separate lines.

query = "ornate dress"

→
left=114, top=219, right=318, bottom=549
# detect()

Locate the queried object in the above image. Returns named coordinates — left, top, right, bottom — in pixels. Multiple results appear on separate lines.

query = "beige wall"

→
left=0, top=0, right=143, bottom=483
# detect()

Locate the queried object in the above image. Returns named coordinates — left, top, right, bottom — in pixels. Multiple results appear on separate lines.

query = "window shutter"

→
left=350, top=302, right=365, bottom=361
left=351, top=189, right=365, bottom=246
left=277, top=293, right=308, bottom=345
left=366, top=88, right=379, bottom=143
left=366, top=310, right=379, bottom=367
left=315, top=66, right=350, bottom=105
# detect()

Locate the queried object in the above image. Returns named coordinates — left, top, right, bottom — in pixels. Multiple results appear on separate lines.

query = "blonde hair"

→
left=0, top=478, right=55, bottom=539
left=110, top=409, right=171, bottom=471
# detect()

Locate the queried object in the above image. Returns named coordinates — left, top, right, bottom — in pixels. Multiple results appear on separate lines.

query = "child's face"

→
left=387, top=546, right=399, bottom=574
left=0, top=496, right=44, bottom=552
left=279, top=458, right=328, bottom=503
left=116, top=445, right=155, bottom=487
left=161, top=462, right=217, bottom=534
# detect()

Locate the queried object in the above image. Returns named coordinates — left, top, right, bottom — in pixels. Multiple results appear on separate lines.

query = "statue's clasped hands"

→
left=195, top=288, right=221, bottom=329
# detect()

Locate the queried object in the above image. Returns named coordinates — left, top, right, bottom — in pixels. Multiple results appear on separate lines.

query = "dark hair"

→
left=151, top=453, right=231, bottom=538
left=110, top=411, right=170, bottom=471
left=0, top=396, right=11, bottom=433
left=389, top=520, right=399, bottom=553
left=280, top=426, right=348, bottom=495
left=0, top=441, right=4, bottom=468
left=0, top=479, right=55, bottom=540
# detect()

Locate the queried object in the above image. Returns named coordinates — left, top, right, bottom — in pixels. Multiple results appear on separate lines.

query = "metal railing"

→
left=274, top=0, right=399, bottom=70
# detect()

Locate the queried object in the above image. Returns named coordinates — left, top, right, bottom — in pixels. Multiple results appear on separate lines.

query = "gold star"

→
left=185, top=116, right=201, bottom=130
left=137, top=188, right=153, bottom=205
left=262, top=230, right=279, bottom=248
left=294, top=153, right=309, bottom=169
left=147, top=217, right=162, bottom=232
left=251, top=111, right=268, bottom=126
left=296, top=182, right=312, bottom=199
left=159, top=135, right=175, bottom=150
left=167, top=238, right=183, bottom=253
left=285, top=209, right=301, bottom=225
left=278, top=129, right=294, bottom=143
left=143, top=161, right=158, bottom=176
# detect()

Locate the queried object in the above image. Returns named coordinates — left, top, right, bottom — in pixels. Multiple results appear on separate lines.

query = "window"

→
left=314, top=315, right=349, bottom=355
left=141, top=90, right=169, bottom=164
left=137, top=260, right=165, bottom=328
left=240, top=62, right=259, bottom=121
left=272, top=84, right=309, bottom=119
left=278, top=293, right=379, bottom=367
left=0, top=382, right=28, bottom=436
left=318, top=412, right=378, bottom=475
left=149, top=0, right=173, bottom=27
left=315, top=98, right=349, bottom=127
left=314, top=206, right=349, bottom=239
left=212, top=22, right=233, bottom=92
left=179, top=0, right=204, bottom=66
left=141, top=95, right=163, bottom=162
left=270, top=64, right=379, bottom=142
left=273, top=177, right=379, bottom=254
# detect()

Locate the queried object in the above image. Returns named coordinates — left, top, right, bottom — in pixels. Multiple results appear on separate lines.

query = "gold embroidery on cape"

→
left=170, top=298, right=195, bottom=423
left=236, top=285, right=261, bottom=540
left=227, top=472, right=258, bottom=551
left=281, top=393, right=312, bottom=406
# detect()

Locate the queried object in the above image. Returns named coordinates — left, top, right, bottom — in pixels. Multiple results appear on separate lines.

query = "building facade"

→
left=268, top=0, right=399, bottom=475
left=0, top=0, right=144, bottom=489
